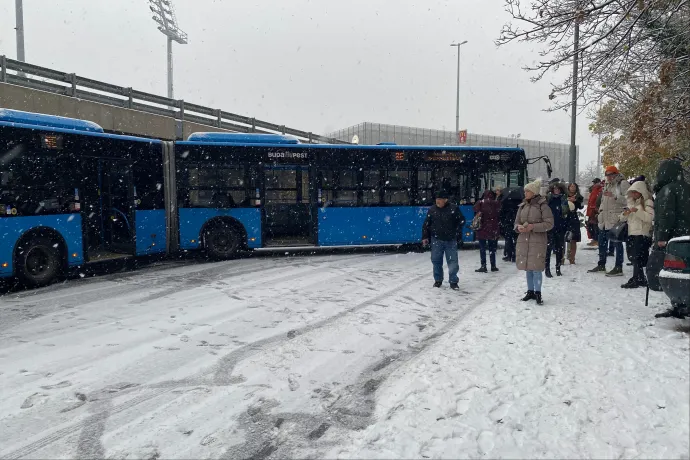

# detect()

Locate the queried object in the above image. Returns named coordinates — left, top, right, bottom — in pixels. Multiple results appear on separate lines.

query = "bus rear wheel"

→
left=204, top=225, right=241, bottom=260
left=15, top=237, right=62, bottom=287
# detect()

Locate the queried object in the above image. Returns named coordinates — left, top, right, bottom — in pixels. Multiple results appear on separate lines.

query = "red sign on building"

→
left=458, top=129, right=468, bottom=144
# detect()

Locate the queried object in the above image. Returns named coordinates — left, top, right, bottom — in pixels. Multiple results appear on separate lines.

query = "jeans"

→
left=504, top=233, right=516, bottom=261
left=526, top=270, right=543, bottom=292
left=630, top=235, right=652, bottom=281
left=598, top=229, right=624, bottom=267
left=479, top=239, right=498, bottom=267
left=546, top=230, right=566, bottom=268
left=431, top=238, right=459, bottom=283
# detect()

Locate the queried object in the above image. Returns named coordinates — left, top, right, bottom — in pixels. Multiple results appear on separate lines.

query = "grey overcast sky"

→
left=0, top=0, right=598, bottom=171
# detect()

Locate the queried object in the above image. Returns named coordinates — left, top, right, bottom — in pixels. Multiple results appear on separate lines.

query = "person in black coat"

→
left=422, top=191, right=465, bottom=290
left=499, top=188, right=522, bottom=262
left=565, top=182, right=584, bottom=264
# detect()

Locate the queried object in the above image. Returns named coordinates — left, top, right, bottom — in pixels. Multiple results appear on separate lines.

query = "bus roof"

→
left=0, top=109, right=162, bottom=144
left=0, top=108, right=104, bottom=133
left=177, top=139, right=525, bottom=153
left=186, top=132, right=301, bottom=144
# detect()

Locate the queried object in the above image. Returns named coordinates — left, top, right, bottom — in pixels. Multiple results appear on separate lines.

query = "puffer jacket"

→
left=598, top=174, right=630, bottom=230
left=653, top=159, right=690, bottom=243
left=514, top=195, right=555, bottom=272
left=619, top=180, right=654, bottom=237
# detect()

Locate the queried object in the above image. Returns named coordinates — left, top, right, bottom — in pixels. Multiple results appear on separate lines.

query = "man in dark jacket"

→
left=422, top=192, right=464, bottom=289
left=545, top=181, right=571, bottom=277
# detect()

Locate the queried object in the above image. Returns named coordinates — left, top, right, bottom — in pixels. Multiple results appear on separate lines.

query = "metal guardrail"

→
left=0, top=56, right=349, bottom=144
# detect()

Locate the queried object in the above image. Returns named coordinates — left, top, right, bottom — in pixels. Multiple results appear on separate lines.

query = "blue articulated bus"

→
left=1, top=109, right=532, bottom=287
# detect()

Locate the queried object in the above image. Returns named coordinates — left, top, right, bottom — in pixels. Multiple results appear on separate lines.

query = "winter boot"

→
left=491, top=266, right=499, bottom=272
left=556, top=267, right=562, bottom=276
left=606, top=266, right=624, bottom=277
left=433, top=281, right=442, bottom=288
left=475, top=266, right=487, bottom=273
left=535, top=292, right=543, bottom=305
left=450, top=283, right=459, bottom=290
left=621, top=278, right=639, bottom=289
left=545, top=266, right=553, bottom=278
left=588, top=265, right=606, bottom=273
left=502, top=256, right=511, bottom=262
left=521, top=290, right=536, bottom=301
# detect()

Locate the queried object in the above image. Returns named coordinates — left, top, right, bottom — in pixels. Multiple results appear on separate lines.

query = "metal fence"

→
left=0, top=56, right=347, bottom=144
left=328, top=122, right=578, bottom=181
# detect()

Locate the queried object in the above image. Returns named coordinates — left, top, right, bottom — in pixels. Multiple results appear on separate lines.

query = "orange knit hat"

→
left=605, top=165, right=619, bottom=175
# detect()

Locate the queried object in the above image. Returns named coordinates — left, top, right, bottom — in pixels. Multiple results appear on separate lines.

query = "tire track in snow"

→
left=220, top=273, right=508, bottom=459
left=0, top=259, right=425, bottom=460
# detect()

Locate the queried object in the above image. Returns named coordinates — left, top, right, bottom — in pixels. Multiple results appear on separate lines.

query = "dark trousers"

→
left=630, top=235, right=652, bottom=282
left=598, top=229, right=625, bottom=267
left=479, top=239, right=498, bottom=268
left=504, top=232, right=516, bottom=261
left=587, top=222, right=599, bottom=241
left=546, top=230, right=566, bottom=268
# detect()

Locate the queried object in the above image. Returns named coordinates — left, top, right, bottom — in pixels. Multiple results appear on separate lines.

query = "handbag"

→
left=608, top=221, right=628, bottom=243
left=646, top=247, right=665, bottom=292
left=471, top=212, right=482, bottom=231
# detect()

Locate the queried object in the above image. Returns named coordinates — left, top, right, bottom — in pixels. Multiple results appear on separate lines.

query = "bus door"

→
left=262, top=165, right=314, bottom=246
left=79, top=158, right=135, bottom=261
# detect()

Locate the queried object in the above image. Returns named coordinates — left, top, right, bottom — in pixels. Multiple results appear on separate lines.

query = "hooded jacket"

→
left=546, top=182, right=573, bottom=233
left=653, top=159, right=690, bottom=243
left=473, top=190, right=501, bottom=240
left=620, top=180, right=654, bottom=237
left=598, top=173, right=630, bottom=230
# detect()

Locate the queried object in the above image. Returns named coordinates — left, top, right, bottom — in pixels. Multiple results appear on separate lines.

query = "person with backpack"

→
left=515, top=180, right=554, bottom=305
left=473, top=190, right=501, bottom=273
left=422, top=191, right=465, bottom=290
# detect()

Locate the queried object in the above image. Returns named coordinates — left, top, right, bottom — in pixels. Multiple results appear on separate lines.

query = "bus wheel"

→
left=204, top=225, right=241, bottom=260
left=16, top=237, right=61, bottom=287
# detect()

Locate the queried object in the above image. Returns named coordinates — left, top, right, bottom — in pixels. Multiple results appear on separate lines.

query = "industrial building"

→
left=328, top=122, right=578, bottom=182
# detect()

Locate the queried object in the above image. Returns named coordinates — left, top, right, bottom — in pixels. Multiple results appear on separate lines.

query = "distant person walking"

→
left=422, top=192, right=465, bottom=290
left=515, top=180, right=554, bottom=305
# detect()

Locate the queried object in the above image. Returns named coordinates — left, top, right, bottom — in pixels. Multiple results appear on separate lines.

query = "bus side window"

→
left=362, top=169, right=381, bottom=205
left=416, top=169, right=434, bottom=206
left=384, top=169, right=410, bottom=205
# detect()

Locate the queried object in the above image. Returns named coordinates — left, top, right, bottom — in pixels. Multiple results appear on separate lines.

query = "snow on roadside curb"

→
left=330, top=251, right=690, bottom=459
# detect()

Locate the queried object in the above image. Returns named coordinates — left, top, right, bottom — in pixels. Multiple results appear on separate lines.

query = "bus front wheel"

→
left=15, top=237, right=62, bottom=287
left=204, top=225, right=241, bottom=260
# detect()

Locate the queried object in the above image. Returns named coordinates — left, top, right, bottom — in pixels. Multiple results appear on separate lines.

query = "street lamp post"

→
left=568, top=10, right=581, bottom=184
left=148, top=0, right=188, bottom=100
left=450, top=41, right=468, bottom=136
left=15, top=0, right=25, bottom=63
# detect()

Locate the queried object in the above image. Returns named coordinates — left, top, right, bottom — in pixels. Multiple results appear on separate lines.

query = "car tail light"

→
left=664, top=253, right=688, bottom=270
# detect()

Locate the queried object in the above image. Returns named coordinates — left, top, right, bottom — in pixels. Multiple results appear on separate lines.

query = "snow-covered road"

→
left=0, top=248, right=688, bottom=459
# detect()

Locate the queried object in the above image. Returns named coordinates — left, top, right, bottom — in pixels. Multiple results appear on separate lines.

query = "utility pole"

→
left=568, top=9, right=580, bottom=184
left=450, top=41, right=468, bottom=136
left=15, top=0, right=25, bottom=78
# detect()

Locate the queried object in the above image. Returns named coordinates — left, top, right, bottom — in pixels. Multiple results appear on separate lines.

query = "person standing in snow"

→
left=586, top=178, right=603, bottom=246
left=619, top=180, right=654, bottom=288
left=651, top=159, right=690, bottom=318
left=588, top=165, right=630, bottom=276
left=515, top=180, right=554, bottom=305
left=422, top=191, right=465, bottom=290
left=473, top=190, right=502, bottom=273
left=500, top=188, right=522, bottom=263
left=544, top=181, right=572, bottom=277
left=565, top=182, right=584, bottom=264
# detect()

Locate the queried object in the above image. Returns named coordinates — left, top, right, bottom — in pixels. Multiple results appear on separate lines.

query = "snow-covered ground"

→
left=0, top=247, right=688, bottom=459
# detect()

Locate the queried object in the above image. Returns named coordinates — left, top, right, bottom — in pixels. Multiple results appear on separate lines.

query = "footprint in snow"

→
left=20, top=392, right=48, bottom=409
left=40, top=380, right=72, bottom=390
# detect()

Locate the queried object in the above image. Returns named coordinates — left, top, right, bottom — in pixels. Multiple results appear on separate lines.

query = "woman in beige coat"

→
left=515, top=180, right=555, bottom=305
left=619, top=180, right=654, bottom=289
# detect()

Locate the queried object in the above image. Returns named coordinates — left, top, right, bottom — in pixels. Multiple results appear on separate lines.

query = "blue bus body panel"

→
left=317, top=205, right=475, bottom=246
left=186, top=132, right=300, bottom=144
left=0, top=109, right=104, bottom=132
left=135, top=210, right=167, bottom=256
left=0, top=214, right=84, bottom=278
left=178, top=208, right=262, bottom=250
left=0, top=120, right=162, bottom=144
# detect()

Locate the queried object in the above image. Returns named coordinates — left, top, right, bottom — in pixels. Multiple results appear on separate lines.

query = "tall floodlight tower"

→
left=148, top=0, right=188, bottom=100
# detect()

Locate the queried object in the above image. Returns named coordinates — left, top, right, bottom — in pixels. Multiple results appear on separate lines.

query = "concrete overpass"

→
left=0, top=82, right=227, bottom=140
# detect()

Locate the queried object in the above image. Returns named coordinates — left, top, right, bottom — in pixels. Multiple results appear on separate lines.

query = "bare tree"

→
left=576, top=160, right=601, bottom=186
left=497, top=0, right=690, bottom=130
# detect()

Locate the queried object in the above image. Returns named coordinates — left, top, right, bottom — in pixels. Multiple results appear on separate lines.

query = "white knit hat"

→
left=524, top=179, right=541, bottom=196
